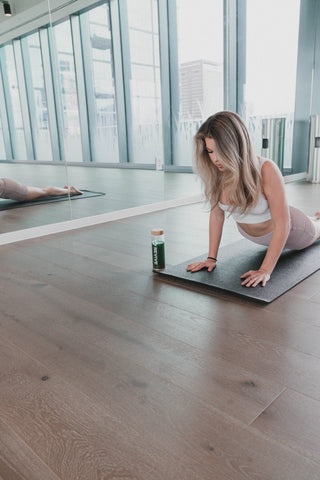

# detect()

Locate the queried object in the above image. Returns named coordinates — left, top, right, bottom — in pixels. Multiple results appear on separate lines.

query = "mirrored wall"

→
left=0, top=0, right=319, bottom=236
left=0, top=1, right=72, bottom=233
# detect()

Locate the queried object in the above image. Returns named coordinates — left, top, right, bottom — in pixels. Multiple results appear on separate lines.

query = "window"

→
left=0, top=113, right=5, bottom=159
left=0, top=43, right=27, bottom=159
left=80, top=3, right=119, bottom=163
left=21, top=32, right=53, bottom=161
left=52, top=20, right=83, bottom=162
left=245, top=0, right=300, bottom=170
left=171, top=0, right=224, bottom=166
left=124, top=0, right=163, bottom=164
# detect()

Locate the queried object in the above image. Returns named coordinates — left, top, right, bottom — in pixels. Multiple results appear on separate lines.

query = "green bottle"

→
left=151, top=228, right=165, bottom=271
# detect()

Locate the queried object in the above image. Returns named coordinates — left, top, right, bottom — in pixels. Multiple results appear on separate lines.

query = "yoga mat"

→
left=158, top=239, right=320, bottom=303
left=0, top=189, right=105, bottom=211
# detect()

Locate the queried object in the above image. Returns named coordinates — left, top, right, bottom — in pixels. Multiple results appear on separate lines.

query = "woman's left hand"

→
left=241, top=269, right=270, bottom=287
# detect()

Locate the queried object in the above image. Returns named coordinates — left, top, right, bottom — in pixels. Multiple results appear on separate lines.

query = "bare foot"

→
left=312, top=211, right=320, bottom=221
left=64, top=186, right=83, bottom=196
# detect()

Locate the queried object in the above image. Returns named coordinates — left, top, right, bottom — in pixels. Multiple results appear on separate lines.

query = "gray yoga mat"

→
left=158, top=239, right=320, bottom=303
left=0, top=189, right=105, bottom=210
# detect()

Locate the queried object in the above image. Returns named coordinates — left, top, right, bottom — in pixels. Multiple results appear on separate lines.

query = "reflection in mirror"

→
left=21, top=32, right=53, bottom=161
left=124, top=0, right=163, bottom=165
left=52, top=0, right=166, bottom=221
left=51, top=19, right=83, bottom=163
left=79, top=3, right=119, bottom=164
left=0, top=43, right=28, bottom=159
left=0, top=0, right=71, bottom=234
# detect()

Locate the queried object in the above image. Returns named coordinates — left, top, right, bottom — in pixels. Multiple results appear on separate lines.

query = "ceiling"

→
left=0, top=0, right=46, bottom=24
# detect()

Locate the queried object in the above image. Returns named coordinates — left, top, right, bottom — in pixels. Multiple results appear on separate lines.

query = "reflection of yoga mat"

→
left=158, top=239, right=320, bottom=303
left=0, top=190, right=105, bottom=211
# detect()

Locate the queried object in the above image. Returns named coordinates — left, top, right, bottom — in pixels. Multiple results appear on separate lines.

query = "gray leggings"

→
left=0, top=178, right=28, bottom=202
left=237, top=206, right=320, bottom=250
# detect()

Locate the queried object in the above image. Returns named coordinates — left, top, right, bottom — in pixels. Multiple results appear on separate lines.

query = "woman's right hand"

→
left=187, top=259, right=216, bottom=273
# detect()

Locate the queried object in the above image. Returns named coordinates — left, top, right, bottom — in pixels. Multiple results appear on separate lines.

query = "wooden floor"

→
left=0, top=180, right=320, bottom=479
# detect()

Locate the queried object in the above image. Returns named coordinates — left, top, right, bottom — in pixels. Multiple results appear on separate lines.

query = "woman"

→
left=187, top=111, right=320, bottom=287
left=0, top=178, right=82, bottom=202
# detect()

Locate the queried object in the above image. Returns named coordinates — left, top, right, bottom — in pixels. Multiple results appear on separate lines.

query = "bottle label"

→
left=152, top=240, right=165, bottom=270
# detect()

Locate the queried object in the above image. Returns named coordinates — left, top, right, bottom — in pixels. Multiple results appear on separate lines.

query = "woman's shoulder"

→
left=259, top=157, right=281, bottom=173
left=257, top=156, right=274, bottom=168
left=259, top=157, right=284, bottom=192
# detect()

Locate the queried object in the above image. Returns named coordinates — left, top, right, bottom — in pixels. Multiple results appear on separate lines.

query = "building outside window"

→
left=170, top=0, right=224, bottom=166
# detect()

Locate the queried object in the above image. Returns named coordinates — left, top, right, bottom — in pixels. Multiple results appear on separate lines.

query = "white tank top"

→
left=218, top=158, right=272, bottom=224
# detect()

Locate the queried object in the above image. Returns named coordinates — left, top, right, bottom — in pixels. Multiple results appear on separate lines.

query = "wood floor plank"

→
left=8, top=237, right=320, bottom=336
left=1, top=245, right=320, bottom=409
left=285, top=271, right=320, bottom=300
left=0, top=418, right=60, bottom=480
left=264, top=291, right=320, bottom=323
left=0, top=338, right=202, bottom=480
left=24, top=238, right=320, bottom=358
left=1, top=321, right=320, bottom=480
left=0, top=265, right=283, bottom=426
left=21, top=228, right=319, bottom=326
left=251, top=388, right=320, bottom=463
left=6, top=255, right=319, bottom=398
left=0, top=181, right=319, bottom=479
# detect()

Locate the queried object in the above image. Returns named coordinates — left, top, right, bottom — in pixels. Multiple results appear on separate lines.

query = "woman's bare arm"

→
left=241, top=160, right=290, bottom=287
left=187, top=204, right=225, bottom=272
left=208, top=204, right=225, bottom=259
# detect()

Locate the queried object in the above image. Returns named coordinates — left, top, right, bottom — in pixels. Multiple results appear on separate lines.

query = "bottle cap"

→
left=151, top=228, right=164, bottom=235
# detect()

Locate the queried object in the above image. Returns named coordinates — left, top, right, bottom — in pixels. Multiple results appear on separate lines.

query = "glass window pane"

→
left=127, top=0, right=155, bottom=31
left=173, top=0, right=224, bottom=166
left=22, top=32, right=53, bottom=161
left=245, top=0, right=300, bottom=170
left=0, top=44, right=27, bottom=159
left=126, top=0, right=163, bottom=164
left=129, top=30, right=156, bottom=65
left=52, top=20, right=83, bottom=162
left=0, top=114, right=5, bottom=159
left=80, top=3, right=119, bottom=163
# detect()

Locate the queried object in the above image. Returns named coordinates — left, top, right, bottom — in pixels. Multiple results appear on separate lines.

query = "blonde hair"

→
left=194, top=111, right=261, bottom=214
